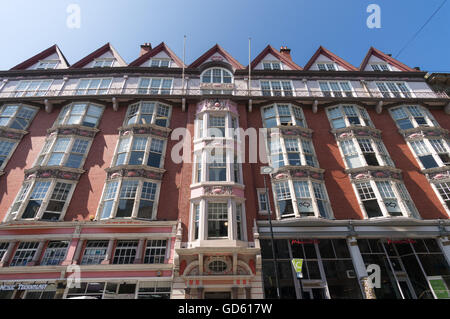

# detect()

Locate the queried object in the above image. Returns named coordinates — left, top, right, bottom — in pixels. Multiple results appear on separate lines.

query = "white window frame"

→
left=195, top=111, right=239, bottom=140
left=432, top=181, right=450, bottom=216
left=325, top=104, right=374, bottom=129
left=36, top=60, right=60, bottom=70
left=352, top=179, right=418, bottom=219
left=75, top=78, right=112, bottom=95
left=93, top=58, right=115, bottom=68
left=262, top=61, right=282, bottom=70
left=143, top=239, right=167, bottom=264
left=257, top=188, right=269, bottom=214
left=0, top=103, right=38, bottom=130
left=201, top=67, right=233, bottom=84
left=14, top=80, right=53, bottom=97
left=389, top=105, right=439, bottom=130
left=137, top=77, right=173, bottom=95
left=337, top=137, right=394, bottom=169
left=266, top=135, right=319, bottom=169
left=5, top=179, right=77, bottom=222
left=370, top=63, right=391, bottom=71
left=407, top=138, right=450, bottom=170
left=0, top=138, right=19, bottom=171
left=148, top=58, right=171, bottom=68
left=9, top=242, right=39, bottom=267
left=260, top=80, right=294, bottom=97
left=80, top=240, right=109, bottom=265
left=261, top=103, right=307, bottom=128
left=97, top=178, right=161, bottom=220
left=376, top=82, right=413, bottom=98
left=272, top=179, right=332, bottom=219
left=318, top=81, right=355, bottom=98
left=54, top=102, right=104, bottom=128
left=124, top=101, right=172, bottom=128
left=317, top=63, right=337, bottom=71
left=33, top=136, right=93, bottom=169
left=40, top=241, right=69, bottom=266
left=112, top=240, right=139, bottom=264
left=111, top=134, right=167, bottom=169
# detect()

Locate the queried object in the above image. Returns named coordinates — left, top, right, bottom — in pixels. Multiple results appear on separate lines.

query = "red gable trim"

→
left=249, top=45, right=302, bottom=70
left=10, top=45, right=68, bottom=70
left=189, top=44, right=244, bottom=69
left=129, top=42, right=185, bottom=67
left=359, top=47, right=417, bottom=72
left=303, top=46, right=358, bottom=71
left=70, top=43, right=112, bottom=69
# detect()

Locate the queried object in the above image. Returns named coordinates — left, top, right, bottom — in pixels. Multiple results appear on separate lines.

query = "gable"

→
left=10, top=45, right=69, bottom=70
left=254, top=53, right=291, bottom=70
left=189, top=44, right=244, bottom=69
left=360, top=47, right=417, bottom=72
left=129, top=42, right=184, bottom=68
left=70, top=43, right=127, bottom=69
left=304, top=47, right=357, bottom=71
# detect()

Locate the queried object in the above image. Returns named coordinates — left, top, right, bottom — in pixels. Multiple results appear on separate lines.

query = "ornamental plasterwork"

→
left=119, top=125, right=171, bottom=139
left=196, top=99, right=238, bottom=114
left=47, top=125, right=99, bottom=138
left=106, top=166, right=164, bottom=181
left=203, top=185, right=233, bottom=196
left=272, top=167, right=325, bottom=181
left=275, top=126, right=313, bottom=139
left=333, top=126, right=382, bottom=141
left=401, top=127, right=449, bottom=141
left=24, top=167, right=82, bottom=181
left=425, top=168, right=450, bottom=182
left=349, top=168, right=402, bottom=181
left=203, top=256, right=232, bottom=275
left=200, top=82, right=235, bottom=90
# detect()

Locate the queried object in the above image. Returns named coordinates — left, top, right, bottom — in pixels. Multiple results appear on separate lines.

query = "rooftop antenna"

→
left=248, top=37, right=251, bottom=97
left=182, top=35, right=186, bottom=95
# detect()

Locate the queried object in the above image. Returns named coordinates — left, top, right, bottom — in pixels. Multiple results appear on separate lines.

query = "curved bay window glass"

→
left=338, top=137, right=394, bottom=169
left=207, top=202, right=228, bottom=238
left=7, top=179, right=75, bottom=221
left=98, top=179, right=160, bottom=220
left=326, top=104, right=373, bottom=129
left=268, top=136, right=318, bottom=169
left=0, top=140, right=17, bottom=170
left=113, top=135, right=165, bottom=168
left=0, top=103, right=37, bottom=130
left=55, top=102, right=103, bottom=128
left=273, top=179, right=332, bottom=219
left=408, top=138, right=450, bottom=170
left=389, top=105, right=438, bottom=130
left=354, top=180, right=418, bottom=219
left=125, top=101, right=171, bottom=128
left=262, top=103, right=305, bottom=128
left=35, top=136, right=91, bottom=169
left=193, top=149, right=241, bottom=183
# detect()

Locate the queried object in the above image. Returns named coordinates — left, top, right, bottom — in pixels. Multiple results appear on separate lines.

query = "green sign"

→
left=291, top=259, right=304, bottom=274
left=428, top=276, right=450, bottom=299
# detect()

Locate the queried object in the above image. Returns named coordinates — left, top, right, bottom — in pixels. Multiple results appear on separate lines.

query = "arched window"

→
left=201, top=67, right=232, bottom=84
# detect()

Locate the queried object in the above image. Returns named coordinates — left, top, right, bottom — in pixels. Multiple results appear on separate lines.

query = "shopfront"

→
left=0, top=282, right=56, bottom=299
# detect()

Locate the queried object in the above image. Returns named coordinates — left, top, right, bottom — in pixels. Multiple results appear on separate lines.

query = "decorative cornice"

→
left=24, top=167, right=84, bottom=181
left=203, top=185, right=233, bottom=196
left=118, top=124, right=171, bottom=139
left=0, top=127, right=27, bottom=141
left=106, top=166, right=165, bottom=181
left=275, top=126, right=313, bottom=139
left=347, top=167, right=402, bottom=181
left=333, top=126, right=382, bottom=140
left=401, top=127, right=450, bottom=140
left=47, top=125, right=99, bottom=138
left=196, top=99, right=238, bottom=114
left=272, top=166, right=325, bottom=181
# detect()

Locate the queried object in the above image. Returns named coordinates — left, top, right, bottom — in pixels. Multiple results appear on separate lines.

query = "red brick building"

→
left=0, top=42, right=449, bottom=299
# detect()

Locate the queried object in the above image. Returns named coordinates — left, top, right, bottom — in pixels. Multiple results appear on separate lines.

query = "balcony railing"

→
left=1, top=87, right=448, bottom=99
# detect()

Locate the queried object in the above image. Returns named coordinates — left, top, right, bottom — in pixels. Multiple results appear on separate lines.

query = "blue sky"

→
left=1, top=0, right=449, bottom=71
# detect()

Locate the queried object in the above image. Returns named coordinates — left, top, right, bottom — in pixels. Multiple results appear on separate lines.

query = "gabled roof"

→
left=359, top=47, right=418, bottom=72
left=70, top=43, right=127, bottom=68
left=303, top=46, right=358, bottom=71
left=249, top=45, right=302, bottom=70
left=189, top=44, right=244, bottom=69
left=129, top=42, right=185, bottom=67
left=10, top=44, right=70, bottom=70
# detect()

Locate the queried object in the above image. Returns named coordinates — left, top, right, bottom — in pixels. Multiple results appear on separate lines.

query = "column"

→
left=346, top=237, right=375, bottom=299
left=62, top=238, right=81, bottom=266
left=199, top=200, right=207, bottom=241
left=28, top=241, right=45, bottom=266
left=101, top=239, right=115, bottom=264
left=72, top=239, right=85, bottom=265
left=134, top=239, right=145, bottom=264
left=0, top=242, right=17, bottom=267
left=438, top=236, right=450, bottom=266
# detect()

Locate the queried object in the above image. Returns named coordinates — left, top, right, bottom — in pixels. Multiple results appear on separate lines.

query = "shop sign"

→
left=386, top=239, right=416, bottom=244
left=291, top=239, right=319, bottom=245
left=0, top=283, right=48, bottom=291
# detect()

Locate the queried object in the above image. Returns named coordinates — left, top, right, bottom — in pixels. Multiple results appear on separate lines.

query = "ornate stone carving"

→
left=119, top=125, right=170, bottom=138
left=196, top=99, right=238, bottom=114
left=350, top=169, right=402, bottom=181
left=334, top=127, right=382, bottom=140
left=0, top=127, right=26, bottom=140
left=107, top=167, right=164, bottom=180
left=25, top=168, right=82, bottom=181
left=203, top=185, right=233, bottom=196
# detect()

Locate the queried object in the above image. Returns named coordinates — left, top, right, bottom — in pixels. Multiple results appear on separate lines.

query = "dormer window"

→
left=36, top=60, right=59, bottom=70
left=201, top=68, right=232, bottom=84
left=93, top=58, right=115, bottom=68
left=263, top=61, right=281, bottom=70
left=149, top=58, right=170, bottom=68
left=317, top=63, right=336, bottom=71
left=370, top=63, right=390, bottom=71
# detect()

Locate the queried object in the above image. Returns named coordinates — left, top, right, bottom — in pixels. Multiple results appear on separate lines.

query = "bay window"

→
left=14, top=80, right=52, bottom=97
left=262, top=103, right=306, bottom=128
left=376, top=82, right=412, bottom=98
left=207, top=202, right=228, bottom=238
left=113, top=135, right=166, bottom=168
left=326, top=104, right=373, bottom=129
left=273, top=179, right=332, bottom=219
left=207, top=152, right=227, bottom=181
left=354, top=180, right=418, bottom=219
left=390, top=105, right=438, bottom=130
left=261, top=80, right=293, bottom=96
left=319, top=81, right=354, bottom=97
left=98, top=179, right=160, bottom=220
left=55, top=102, right=103, bottom=128
left=434, top=182, right=450, bottom=211
left=0, top=103, right=38, bottom=130
left=8, top=179, right=75, bottom=221
left=267, top=136, right=318, bottom=168
left=0, top=140, right=17, bottom=170
left=138, top=78, right=173, bottom=95
left=208, top=116, right=226, bottom=137
left=125, top=101, right=171, bottom=127
left=35, top=136, right=91, bottom=168
left=408, top=138, right=450, bottom=169
left=339, top=138, right=394, bottom=169
left=76, top=78, right=112, bottom=95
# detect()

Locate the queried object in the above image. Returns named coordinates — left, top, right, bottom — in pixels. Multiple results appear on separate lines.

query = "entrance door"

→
left=204, top=292, right=231, bottom=299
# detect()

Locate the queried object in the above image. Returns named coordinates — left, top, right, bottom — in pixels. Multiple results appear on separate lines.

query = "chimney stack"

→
left=140, top=43, right=152, bottom=56
left=280, top=46, right=292, bottom=61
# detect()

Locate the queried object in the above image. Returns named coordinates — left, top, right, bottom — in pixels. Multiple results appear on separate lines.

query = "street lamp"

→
left=260, top=166, right=281, bottom=299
